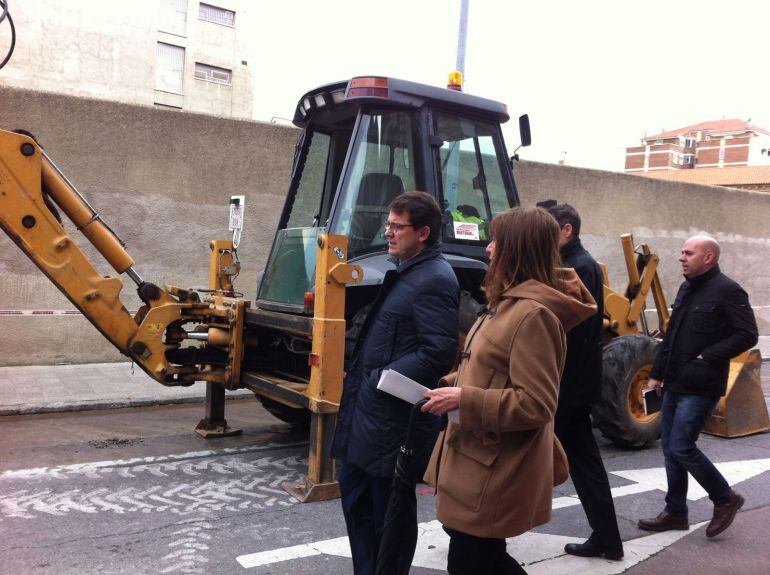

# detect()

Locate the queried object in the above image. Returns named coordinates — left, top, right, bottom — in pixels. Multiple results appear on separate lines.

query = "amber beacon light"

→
left=447, top=71, right=463, bottom=91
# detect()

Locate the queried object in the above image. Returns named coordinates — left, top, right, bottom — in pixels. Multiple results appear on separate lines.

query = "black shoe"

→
left=564, top=540, right=624, bottom=561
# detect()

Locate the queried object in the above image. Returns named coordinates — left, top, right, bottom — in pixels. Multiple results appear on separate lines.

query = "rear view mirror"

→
left=518, top=114, right=531, bottom=147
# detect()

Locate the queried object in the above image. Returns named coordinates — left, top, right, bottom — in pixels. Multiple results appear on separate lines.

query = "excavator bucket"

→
left=704, top=349, right=770, bottom=438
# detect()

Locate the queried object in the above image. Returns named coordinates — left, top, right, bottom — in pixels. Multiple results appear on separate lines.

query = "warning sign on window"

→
left=453, top=221, right=480, bottom=241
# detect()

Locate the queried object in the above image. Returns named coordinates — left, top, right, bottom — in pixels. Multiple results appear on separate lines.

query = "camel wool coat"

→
left=424, top=270, right=597, bottom=539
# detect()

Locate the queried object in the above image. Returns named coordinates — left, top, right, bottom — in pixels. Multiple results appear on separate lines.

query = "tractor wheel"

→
left=257, top=395, right=310, bottom=431
left=592, top=334, right=661, bottom=448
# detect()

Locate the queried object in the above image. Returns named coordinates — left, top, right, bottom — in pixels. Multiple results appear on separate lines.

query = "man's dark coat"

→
left=332, top=243, right=459, bottom=477
left=557, top=237, right=604, bottom=409
left=650, top=265, right=758, bottom=396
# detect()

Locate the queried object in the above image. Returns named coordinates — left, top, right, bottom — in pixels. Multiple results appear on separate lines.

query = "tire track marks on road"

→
left=160, top=523, right=212, bottom=574
left=0, top=452, right=307, bottom=521
left=0, top=441, right=308, bottom=480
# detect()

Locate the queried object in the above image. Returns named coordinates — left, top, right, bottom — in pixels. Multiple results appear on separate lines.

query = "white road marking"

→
left=237, top=518, right=706, bottom=571
left=0, top=454, right=308, bottom=520
left=526, top=524, right=706, bottom=575
left=551, top=457, right=770, bottom=509
left=161, top=523, right=212, bottom=574
left=236, top=457, right=770, bottom=571
left=610, top=457, right=770, bottom=501
left=0, top=441, right=307, bottom=480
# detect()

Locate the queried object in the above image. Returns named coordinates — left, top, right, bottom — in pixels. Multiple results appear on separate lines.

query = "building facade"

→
left=624, top=119, right=770, bottom=173
left=0, top=0, right=252, bottom=118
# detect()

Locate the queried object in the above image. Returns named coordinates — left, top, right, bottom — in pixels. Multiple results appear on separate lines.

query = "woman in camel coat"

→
left=422, top=206, right=597, bottom=574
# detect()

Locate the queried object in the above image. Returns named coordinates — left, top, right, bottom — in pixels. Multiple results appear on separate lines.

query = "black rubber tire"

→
left=257, top=395, right=311, bottom=430
left=592, top=334, right=661, bottom=448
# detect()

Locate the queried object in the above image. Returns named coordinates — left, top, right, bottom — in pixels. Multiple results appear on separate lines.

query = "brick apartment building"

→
left=624, top=119, right=770, bottom=173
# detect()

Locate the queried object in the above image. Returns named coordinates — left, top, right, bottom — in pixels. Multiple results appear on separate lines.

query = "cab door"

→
left=431, top=111, right=518, bottom=252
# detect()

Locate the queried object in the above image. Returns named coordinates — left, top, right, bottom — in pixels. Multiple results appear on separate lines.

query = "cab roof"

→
left=292, top=76, right=510, bottom=129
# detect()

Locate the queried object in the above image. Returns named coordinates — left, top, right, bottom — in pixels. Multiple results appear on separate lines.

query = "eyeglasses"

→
left=384, top=221, right=415, bottom=232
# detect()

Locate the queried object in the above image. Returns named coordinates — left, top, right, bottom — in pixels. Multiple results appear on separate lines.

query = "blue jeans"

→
left=660, top=391, right=732, bottom=517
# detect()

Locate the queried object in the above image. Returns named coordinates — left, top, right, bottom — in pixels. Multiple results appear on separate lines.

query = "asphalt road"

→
left=1, top=385, right=769, bottom=575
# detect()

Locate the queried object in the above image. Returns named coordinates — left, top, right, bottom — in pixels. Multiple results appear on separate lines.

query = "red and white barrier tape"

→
left=0, top=310, right=138, bottom=315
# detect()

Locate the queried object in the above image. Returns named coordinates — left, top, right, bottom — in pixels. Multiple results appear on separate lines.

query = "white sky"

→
left=247, top=0, right=769, bottom=172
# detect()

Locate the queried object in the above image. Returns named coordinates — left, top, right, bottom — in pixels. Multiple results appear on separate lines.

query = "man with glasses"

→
left=332, top=191, right=460, bottom=575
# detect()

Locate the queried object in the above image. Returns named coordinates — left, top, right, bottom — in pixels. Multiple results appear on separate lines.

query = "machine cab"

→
left=256, top=76, right=522, bottom=314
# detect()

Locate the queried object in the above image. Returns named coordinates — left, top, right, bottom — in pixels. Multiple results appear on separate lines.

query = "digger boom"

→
left=0, top=129, right=242, bottom=387
left=0, top=127, right=366, bottom=500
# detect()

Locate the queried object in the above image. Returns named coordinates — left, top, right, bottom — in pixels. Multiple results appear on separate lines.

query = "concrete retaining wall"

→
left=514, top=161, right=769, bottom=335
left=0, top=87, right=297, bottom=365
left=1, top=87, right=767, bottom=365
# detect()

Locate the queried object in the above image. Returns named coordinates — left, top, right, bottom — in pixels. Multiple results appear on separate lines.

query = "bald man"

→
left=639, top=235, right=757, bottom=538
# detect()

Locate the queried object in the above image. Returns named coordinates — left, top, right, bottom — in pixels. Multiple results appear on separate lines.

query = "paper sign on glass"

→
left=376, top=369, right=459, bottom=423
left=452, top=221, right=480, bottom=241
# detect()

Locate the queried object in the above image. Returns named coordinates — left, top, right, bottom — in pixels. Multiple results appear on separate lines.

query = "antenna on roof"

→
left=455, top=0, right=469, bottom=81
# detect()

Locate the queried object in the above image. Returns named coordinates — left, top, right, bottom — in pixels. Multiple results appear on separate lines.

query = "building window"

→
left=199, top=3, right=236, bottom=26
left=156, top=42, right=185, bottom=93
left=682, top=154, right=695, bottom=166
left=159, top=0, right=188, bottom=35
left=194, top=62, right=232, bottom=85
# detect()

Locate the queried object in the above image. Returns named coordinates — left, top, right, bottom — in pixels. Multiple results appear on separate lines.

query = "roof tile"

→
left=633, top=165, right=770, bottom=186
left=645, top=119, right=770, bottom=141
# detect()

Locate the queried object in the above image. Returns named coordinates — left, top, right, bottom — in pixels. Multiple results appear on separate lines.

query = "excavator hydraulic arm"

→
left=0, top=128, right=244, bottom=388
left=601, top=233, right=670, bottom=337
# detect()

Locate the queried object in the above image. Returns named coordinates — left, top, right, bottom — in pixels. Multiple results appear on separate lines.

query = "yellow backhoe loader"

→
left=2, top=74, right=766, bottom=504
left=1, top=76, right=531, bottom=501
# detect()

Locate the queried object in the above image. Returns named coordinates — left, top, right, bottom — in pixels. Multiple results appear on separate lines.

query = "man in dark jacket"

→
left=639, top=235, right=758, bottom=538
left=332, top=191, right=459, bottom=575
left=546, top=203, right=624, bottom=561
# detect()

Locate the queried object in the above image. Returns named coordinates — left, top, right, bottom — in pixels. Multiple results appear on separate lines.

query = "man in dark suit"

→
left=639, top=235, right=757, bottom=537
left=545, top=202, right=624, bottom=561
left=332, top=191, right=459, bottom=575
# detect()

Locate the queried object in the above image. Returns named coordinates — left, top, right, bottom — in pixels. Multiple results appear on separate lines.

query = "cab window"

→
left=329, top=110, right=417, bottom=257
left=285, top=130, right=331, bottom=229
left=435, top=113, right=513, bottom=243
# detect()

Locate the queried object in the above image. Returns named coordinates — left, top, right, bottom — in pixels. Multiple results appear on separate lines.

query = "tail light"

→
left=303, top=291, right=315, bottom=315
left=347, top=77, right=389, bottom=99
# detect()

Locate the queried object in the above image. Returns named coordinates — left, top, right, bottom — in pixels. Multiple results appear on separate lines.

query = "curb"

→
left=0, top=391, right=253, bottom=417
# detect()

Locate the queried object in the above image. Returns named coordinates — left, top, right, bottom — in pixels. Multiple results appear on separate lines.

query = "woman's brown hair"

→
left=484, top=206, right=562, bottom=307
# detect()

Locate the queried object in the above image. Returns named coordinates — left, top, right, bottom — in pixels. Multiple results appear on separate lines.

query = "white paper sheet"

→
left=376, top=369, right=459, bottom=423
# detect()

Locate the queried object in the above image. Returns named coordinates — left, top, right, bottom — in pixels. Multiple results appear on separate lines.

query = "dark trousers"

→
left=444, top=527, right=527, bottom=575
left=338, top=460, right=393, bottom=575
left=555, top=403, right=622, bottom=550
left=661, top=391, right=731, bottom=517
